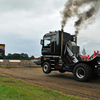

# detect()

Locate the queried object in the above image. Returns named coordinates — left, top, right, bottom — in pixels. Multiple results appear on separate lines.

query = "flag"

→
left=82, top=48, right=86, bottom=56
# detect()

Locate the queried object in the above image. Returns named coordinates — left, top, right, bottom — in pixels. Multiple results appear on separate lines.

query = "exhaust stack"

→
left=61, top=25, right=64, bottom=57
left=75, top=31, right=78, bottom=44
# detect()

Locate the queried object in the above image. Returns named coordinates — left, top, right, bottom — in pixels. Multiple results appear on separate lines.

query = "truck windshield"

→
left=44, top=37, right=50, bottom=47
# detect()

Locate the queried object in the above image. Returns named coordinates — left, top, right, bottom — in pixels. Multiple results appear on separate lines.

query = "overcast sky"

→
left=0, top=0, right=100, bottom=57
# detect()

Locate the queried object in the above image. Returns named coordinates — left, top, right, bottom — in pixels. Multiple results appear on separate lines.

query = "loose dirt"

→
left=0, top=67, right=100, bottom=100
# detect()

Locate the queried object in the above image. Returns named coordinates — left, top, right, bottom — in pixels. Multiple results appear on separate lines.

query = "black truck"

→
left=40, top=30, right=100, bottom=81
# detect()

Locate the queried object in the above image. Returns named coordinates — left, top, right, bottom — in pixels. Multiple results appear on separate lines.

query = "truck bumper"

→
left=94, top=65, right=100, bottom=74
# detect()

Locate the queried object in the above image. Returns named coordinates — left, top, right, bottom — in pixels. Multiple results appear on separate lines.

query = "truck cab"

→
left=40, top=30, right=100, bottom=81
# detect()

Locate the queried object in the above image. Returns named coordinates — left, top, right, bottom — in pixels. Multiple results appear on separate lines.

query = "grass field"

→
left=0, top=74, right=81, bottom=100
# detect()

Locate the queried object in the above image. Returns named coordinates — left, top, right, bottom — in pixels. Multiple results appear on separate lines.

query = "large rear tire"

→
left=73, top=63, right=93, bottom=82
left=42, top=62, right=51, bottom=74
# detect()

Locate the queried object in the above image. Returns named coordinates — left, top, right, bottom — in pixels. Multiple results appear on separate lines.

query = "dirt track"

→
left=0, top=67, right=100, bottom=100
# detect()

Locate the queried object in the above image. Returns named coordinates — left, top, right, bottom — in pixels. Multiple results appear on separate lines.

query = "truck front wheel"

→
left=73, top=63, right=93, bottom=82
left=42, top=62, right=51, bottom=74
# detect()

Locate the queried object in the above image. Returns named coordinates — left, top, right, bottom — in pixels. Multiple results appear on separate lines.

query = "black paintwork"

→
left=42, top=31, right=76, bottom=56
left=40, top=31, right=100, bottom=74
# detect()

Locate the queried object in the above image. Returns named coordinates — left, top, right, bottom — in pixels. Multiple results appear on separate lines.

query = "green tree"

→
left=5, top=53, right=34, bottom=60
left=12, top=53, right=21, bottom=59
left=6, top=53, right=13, bottom=59
left=29, top=55, right=34, bottom=60
left=20, top=53, right=29, bottom=60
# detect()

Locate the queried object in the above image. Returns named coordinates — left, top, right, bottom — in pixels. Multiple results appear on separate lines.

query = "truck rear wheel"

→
left=42, top=62, right=51, bottom=74
left=73, top=63, right=93, bottom=82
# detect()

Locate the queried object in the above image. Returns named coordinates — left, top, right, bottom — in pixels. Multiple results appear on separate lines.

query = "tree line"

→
left=5, top=53, right=34, bottom=60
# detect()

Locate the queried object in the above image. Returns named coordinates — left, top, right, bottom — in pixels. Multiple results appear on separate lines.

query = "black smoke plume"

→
left=61, top=0, right=100, bottom=35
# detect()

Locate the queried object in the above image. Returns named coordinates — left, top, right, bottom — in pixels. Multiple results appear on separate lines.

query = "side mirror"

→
left=40, top=39, right=43, bottom=45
